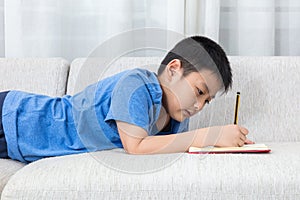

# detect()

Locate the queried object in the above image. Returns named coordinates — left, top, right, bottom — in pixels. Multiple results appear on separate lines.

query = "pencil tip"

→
left=237, top=92, right=240, bottom=95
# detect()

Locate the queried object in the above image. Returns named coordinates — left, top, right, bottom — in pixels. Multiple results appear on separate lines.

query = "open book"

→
left=188, top=143, right=271, bottom=154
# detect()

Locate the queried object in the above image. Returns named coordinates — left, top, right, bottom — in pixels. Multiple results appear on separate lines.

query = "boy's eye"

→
left=198, top=89, right=204, bottom=95
left=198, top=88, right=210, bottom=105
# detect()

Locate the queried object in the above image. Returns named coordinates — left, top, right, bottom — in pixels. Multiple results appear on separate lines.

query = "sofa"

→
left=0, top=56, right=299, bottom=199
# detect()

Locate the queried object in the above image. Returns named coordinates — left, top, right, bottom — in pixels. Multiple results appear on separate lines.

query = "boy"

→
left=0, top=36, right=253, bottom=163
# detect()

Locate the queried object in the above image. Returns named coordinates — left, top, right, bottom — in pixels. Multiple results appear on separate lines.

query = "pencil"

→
left=234, top=92, right=240, bottom=124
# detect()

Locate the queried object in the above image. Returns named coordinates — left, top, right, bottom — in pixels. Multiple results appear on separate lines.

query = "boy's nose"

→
left=194, top=99, right=205, bottom=111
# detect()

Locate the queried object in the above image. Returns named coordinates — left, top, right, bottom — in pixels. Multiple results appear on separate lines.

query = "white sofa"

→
left=0, top=56, right=299, bottom=199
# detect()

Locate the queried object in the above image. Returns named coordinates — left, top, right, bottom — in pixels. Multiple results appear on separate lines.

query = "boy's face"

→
left=158, top=59, right=222, bottom=122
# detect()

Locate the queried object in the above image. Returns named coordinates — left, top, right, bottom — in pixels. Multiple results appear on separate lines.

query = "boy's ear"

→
left=166, top=59, right=183, bottom=80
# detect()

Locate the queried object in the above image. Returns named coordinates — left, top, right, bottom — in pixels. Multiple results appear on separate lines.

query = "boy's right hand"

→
left=211, top=124, right=252, bottom=147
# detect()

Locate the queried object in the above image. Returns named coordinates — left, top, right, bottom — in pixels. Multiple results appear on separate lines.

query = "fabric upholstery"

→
left=0, top=159, right=25, bottom=195
left=2, top=142, right=300, bottom=199
left=0, top=58, right=70, bottom=196
left=0, top=58, right=69, bottom=97
left=1, top=56, right=299, bottom=199
left=68, top=56, right=300, bottom=142
left=67, top=57, right=160, bottom=95
left=190, top=56, right=300, bottom=142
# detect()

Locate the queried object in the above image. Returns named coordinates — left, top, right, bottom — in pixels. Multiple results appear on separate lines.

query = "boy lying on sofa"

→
left=0, top=36, right=254, bottom=163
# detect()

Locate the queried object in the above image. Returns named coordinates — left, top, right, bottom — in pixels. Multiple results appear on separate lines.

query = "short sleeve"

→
left=105, top=71, right=162, bottom=134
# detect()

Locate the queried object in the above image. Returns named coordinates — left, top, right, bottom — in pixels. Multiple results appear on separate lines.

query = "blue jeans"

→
left=0, top=91, right=9, bottom=158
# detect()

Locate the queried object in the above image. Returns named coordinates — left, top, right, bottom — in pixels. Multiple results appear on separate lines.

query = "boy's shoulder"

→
left=121, top=68, right=157, bottom=79
left=94, top=68, right=161, bottom=99
left=108, top=68, right=162, bottom=103
left=107, top=68, right=159, bottom=87
left=102, top=68, right=155, bottom=80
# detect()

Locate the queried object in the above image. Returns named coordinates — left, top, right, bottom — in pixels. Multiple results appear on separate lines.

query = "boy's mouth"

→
left=183, top=109, right=192, bottom=117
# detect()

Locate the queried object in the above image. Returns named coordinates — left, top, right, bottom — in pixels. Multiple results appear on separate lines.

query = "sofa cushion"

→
left=0, top=159, right=25, bottom=196
left=67, top=57, right=161, bottom=95
left=0, top=58, right=69, bottom=196
left=67, top=57, right=300, bottom=142
left=190, top=56, right=300, bottom=142
left=0, top=58, right=69, bottom=97
left=1, top=142, right=300, bottom=199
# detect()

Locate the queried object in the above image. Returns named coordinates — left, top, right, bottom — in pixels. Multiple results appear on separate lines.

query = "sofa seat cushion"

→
left=0, top=159, right=25, bottom=195
left=2, top=142, right=300, bottom=199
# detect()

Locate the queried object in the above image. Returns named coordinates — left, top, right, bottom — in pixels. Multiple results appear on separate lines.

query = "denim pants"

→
left=0, top=91, right=9, bottom=158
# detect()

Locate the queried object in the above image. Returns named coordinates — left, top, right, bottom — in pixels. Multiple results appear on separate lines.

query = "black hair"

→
left=158, top=36, right=232, bottom=93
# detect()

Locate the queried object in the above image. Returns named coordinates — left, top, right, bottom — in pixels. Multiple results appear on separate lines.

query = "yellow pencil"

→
left=234, top=92, right=240, bottom=124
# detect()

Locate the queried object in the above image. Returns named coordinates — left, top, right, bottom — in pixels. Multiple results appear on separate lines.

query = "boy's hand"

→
left=244, top=138, right=255, bottom=145
left=213, top=124, right=253, bottom=147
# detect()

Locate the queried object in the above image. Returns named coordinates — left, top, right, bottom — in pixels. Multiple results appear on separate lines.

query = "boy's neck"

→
left=156, top=107, right=170, bottom=133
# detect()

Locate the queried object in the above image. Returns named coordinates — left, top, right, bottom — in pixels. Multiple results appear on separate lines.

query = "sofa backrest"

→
left=67, top=57, right=160, bottom=95
left=191, top=56, right=300, bottom=143
left=0, top=58, right=69, bottom=97
left=68, top=56, right=300, bottom=142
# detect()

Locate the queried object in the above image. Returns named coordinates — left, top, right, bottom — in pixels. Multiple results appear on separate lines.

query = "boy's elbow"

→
left=124, top=145, right=143, bottom=155
left=116, top=120, right=148, bottom=154
left=125, top=149, right=139, bottom=155
left=123, top=139, right=148, bottom=155
left=123, top=139, right=158, bottom=155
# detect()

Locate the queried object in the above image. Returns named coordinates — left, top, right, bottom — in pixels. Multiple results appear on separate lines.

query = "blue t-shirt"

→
left=2, top=69, right=189, bottom=163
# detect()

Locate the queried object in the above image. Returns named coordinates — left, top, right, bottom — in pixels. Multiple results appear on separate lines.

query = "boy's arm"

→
left=116, top=121, right=251, bottom=154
